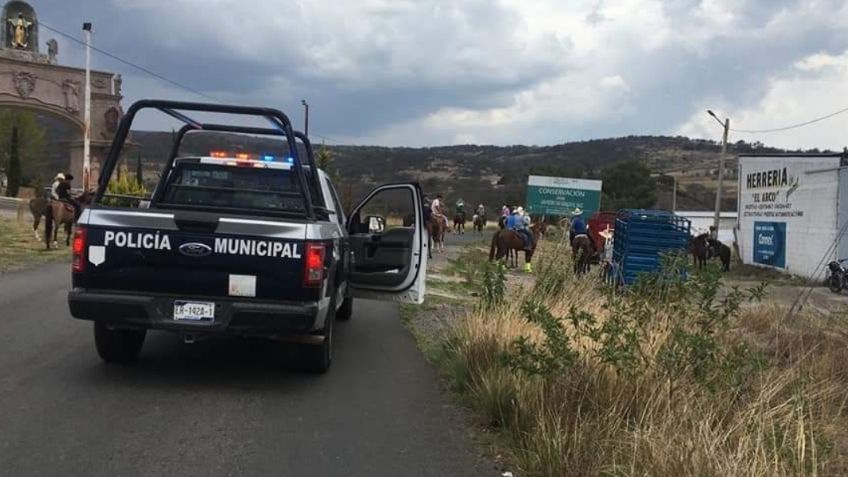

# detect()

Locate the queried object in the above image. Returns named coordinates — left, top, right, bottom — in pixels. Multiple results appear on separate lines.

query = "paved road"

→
left=0, top=263, right=494, bottom=476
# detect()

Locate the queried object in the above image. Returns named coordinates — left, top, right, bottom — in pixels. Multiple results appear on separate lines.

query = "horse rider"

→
left=422, top=195, right=433, bottom=224
left=599, top=225, right=615, bottom=282
left=475, top=203, right=485, bottom=221
left=455, top=198, right=465, bottom=214
left=708, top=225, right=719, bottom=257
left=50, top=172, right=64, bottom=201
left=501, top=204, right=509, bottom=218
left=507, top=207, right=533, bottom=251
left=431, top=194, right=448, bottom=228
left=569, top=208, right=589, bottom=247
left=54, top=173, right=81, bottom=220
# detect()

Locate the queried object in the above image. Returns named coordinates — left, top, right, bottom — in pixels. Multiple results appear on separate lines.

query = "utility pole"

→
left=672, top=175, right=677, bottom=212
left=301, top=99, right=309, bottom=137
left=708, top=110, right=730, bottom=234
left=83, top=22, right=92, bottom=191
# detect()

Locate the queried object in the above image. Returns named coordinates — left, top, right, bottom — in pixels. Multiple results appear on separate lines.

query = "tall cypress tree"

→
left=135, top=152, right=143, bottom=187
left=6, top=126, right=21, bottom=197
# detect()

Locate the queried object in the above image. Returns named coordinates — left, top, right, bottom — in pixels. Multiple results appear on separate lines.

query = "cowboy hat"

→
left=573, top=208, right=583, bottom=215
left=54, top=173, right=65, bottom=181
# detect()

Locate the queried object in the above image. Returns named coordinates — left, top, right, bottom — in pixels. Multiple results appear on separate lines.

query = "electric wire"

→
left=39, top=21, right=220, bottom=102
left=729, top=106, right=848, bottom=134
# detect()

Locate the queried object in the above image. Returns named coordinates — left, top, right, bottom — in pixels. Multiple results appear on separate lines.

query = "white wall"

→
left=675, top=211, right=736, bottom=243
left=737, top=155, right=842, bottom=279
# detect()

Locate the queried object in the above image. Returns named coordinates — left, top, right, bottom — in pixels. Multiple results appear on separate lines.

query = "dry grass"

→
left=434, top=242, right=848, bottom=476
left=0, top=217, right=69, bottom=273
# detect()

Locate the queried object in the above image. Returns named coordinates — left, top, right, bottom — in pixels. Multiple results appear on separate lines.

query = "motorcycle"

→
left=826, top=259, right=848, bottom=293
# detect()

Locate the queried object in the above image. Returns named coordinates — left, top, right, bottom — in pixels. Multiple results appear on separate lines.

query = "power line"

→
left=39, top=21, right=219, bottom=102
left=730, top=105, right=848, bottom=134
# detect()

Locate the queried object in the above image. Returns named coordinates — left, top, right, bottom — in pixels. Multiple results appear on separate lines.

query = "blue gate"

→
left=612, top=210, right=691, bottom=285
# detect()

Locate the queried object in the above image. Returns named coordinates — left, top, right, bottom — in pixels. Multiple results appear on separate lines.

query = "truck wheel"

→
left=298, top=307, right=334, bottom=373
left=336, top=297, right=354, bottom=321
left=94, top=322, right=146, bottom=364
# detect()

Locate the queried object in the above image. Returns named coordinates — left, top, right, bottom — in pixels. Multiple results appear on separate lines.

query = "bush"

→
left=437, top=240, right=843, bottom=476
left=105, top=173, right=148, bottom=208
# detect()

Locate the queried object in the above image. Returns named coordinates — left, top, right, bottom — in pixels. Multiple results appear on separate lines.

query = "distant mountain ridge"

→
left=128, top=132, right=812, bottom=211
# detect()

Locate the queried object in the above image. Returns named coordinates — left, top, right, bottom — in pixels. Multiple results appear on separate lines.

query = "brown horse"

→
left=531, top=221, right=548, bottom=239
left=427, top=214, right=447, bottom=255
left=472, top=214, right=486, bottom=233
left=708, top=238, right=731, bottom=272
left=44, top=191, right=93, bottom=248
left=28, top=196, right=48, bottom=240
left=489, top=229, right=539, bottom=272
left=572, top=234, right=594, bottom=275
left=453, top=211, right=466, bottom=235
left=689, top=233, right=709, bottom=269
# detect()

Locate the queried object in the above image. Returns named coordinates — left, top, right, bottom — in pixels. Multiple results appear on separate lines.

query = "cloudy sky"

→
left=26, top=0, right=848, bottom=148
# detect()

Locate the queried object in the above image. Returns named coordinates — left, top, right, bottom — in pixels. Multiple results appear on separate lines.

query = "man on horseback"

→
left=569, top=208, right=588, bottom=245
left=476, top=203, right=485, bottom=218
left=432, top=194, right=448, bottom=228
left=53, top=172, right=81, bottom=220
left=507, top=207, right=533, bottom=251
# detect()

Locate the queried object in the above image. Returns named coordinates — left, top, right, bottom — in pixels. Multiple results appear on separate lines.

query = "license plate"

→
left=173, top=301, right=215, bottom=322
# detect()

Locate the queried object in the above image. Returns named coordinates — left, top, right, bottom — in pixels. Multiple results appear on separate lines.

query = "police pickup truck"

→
left=68, top=100, right=427, bottom=373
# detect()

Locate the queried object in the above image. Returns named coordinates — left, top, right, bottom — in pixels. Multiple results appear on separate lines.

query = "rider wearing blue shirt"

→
left=507, top=208, right=533, bottom=251
left=569, top=208, right=588, bottom=245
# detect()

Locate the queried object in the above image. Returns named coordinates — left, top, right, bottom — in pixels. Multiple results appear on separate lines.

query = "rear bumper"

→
left=68, top=289, right=324, bottom=336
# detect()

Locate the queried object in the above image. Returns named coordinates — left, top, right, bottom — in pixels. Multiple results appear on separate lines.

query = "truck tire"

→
left=336, top=297, right=354, bottom=321
left=298, top=305, right=335, bottom=373
left=94, top=322, right=146, bottom=364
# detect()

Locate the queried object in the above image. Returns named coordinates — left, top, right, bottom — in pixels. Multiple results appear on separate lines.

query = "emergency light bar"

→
left=199, top=157, right=292, bottom=170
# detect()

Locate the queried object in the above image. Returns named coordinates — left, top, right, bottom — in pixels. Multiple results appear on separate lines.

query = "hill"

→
left=126, top=133, right=811, bottom=212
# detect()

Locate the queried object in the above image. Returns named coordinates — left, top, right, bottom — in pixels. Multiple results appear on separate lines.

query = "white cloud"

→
left=677, top=49, right=848, bottom=150
left=61, top=0, right=848, bottom=146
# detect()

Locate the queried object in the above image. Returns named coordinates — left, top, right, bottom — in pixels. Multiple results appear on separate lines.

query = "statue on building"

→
left=113, top=74, right=122, bottom=96
left=62, top=78, right=80, bottom=112
left=46, top=38, right=57, bottom=62
left=7, top=12, right=31, bottom=48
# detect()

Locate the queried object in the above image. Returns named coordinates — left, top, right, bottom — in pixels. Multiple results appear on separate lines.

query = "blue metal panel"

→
left=612, top=209, right=691, bottom=285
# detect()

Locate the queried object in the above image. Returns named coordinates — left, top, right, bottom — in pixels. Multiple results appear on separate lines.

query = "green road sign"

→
left=525, top=175, right=603, bottom=216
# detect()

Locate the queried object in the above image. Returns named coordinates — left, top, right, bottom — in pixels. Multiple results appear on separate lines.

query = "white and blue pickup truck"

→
left=67, top=100, right=428, bottom=373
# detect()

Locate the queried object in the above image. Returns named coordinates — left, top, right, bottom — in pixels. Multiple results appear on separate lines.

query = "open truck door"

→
left=347, top=183, right=427, bottom=304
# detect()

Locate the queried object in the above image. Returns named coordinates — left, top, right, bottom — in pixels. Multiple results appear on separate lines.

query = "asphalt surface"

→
left=0, top=263, right=494, bottom=476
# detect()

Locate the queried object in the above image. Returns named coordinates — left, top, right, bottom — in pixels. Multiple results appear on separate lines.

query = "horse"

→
left=572, top=234, right=594, bottom=275
left=472, top=214, right=486, bottom=233
left=453, top=211, right=466, bottom=235
left=489, top=229, right=539, bottom=272
left=28, top=196, right=48, bottom=240
left=531, top=221, right=548, bottom=239
left=44, top=191, right=93, bottom=249
left=709, top=238, right=731, bottom=272
left=689, top=233, right=709, bottom=269
left=427, top=214, right=447, bottom=255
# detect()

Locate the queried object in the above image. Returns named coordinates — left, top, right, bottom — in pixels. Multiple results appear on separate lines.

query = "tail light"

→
left=72, top=226, right=87, bottom=273
left=303, top=242, right=326, bottom=288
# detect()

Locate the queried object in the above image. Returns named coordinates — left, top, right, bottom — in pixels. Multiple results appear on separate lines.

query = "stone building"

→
left=0, top=0, right=124, bottom=188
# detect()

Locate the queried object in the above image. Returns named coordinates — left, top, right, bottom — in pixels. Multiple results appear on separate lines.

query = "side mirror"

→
left=366, top=215, right=386, bottom=233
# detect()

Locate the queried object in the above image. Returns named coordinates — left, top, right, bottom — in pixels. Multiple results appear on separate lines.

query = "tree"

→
left=316, top=143, right=340, bottom=183
left=0, top=110, right=46, bottom=187
left=5, top=126, right=20, bottom=197
left=601, top=160, right=657, bottom=211
left=135, top=152, right=144, bottom=187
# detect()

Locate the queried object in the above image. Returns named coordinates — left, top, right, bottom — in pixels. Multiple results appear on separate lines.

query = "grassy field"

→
left=423, top=241, right=848, bottom=476
left=0, top=218, right=70, bottom=273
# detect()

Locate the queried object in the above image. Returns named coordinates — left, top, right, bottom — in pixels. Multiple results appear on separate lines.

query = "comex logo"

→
left=179, top=242, right=212, bottom=257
